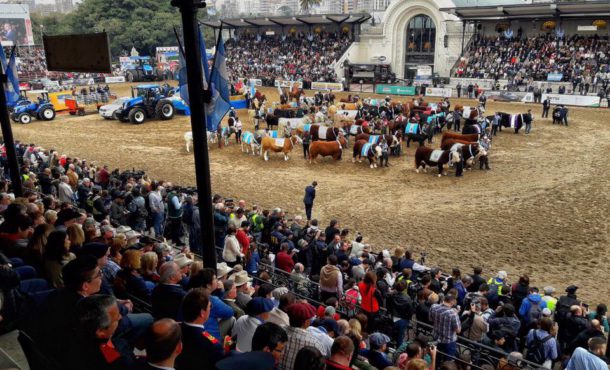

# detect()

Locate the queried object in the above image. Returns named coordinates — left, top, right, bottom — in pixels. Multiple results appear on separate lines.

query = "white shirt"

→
left=232, top=315, right=262, bottom=352
left=222, top=235, right=242, bottom=262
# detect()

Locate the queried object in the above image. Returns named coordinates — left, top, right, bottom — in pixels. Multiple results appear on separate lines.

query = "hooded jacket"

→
left=519, top=293, right=547, bottom=324
left=388, top=291, right=414, bottom=320
left=319, top=264, right=342, bottom=296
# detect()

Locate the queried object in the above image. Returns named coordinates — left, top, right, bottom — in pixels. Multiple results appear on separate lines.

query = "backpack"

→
left=526, top=298, right=542, bottom=323
left=525, top=330, right=552, bottom=365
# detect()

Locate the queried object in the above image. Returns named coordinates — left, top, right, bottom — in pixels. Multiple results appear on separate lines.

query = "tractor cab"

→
left=115, top=84, right=175, bottom=124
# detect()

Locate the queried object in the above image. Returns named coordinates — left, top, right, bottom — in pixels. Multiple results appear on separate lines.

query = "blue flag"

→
left=206, top=32, right=231, bottom=132
left=179, top=28, right=209, bottom=107
left=6, top=48, right=20, bottom=105
left=0, top=46, right=6, bottom=71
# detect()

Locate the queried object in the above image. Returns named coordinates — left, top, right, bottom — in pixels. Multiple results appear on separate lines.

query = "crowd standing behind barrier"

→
left=0, top=140, right=608, bottom=370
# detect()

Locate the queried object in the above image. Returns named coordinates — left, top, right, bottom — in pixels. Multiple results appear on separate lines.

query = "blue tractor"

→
left=124, top=56, right=163, bottom=82
left=10, top=92, right=56, bottom=124
left=114, top=84, right=189, bottom=124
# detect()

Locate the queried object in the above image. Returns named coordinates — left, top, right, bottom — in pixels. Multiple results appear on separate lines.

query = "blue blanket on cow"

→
left=242, top=132, right=255, bottom=144
left=268, top=130, right=279, bottom=138
left=303, top=124, right=311, bottom=133
left=405, top=123, right=419, bottom=134
left=368, top=135, right=380, bottom=144
left=361, top=143, right=373, bottom=157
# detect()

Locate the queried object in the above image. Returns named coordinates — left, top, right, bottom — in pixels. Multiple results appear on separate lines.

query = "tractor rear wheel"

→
left=41, top=108, right=56, bottom=121
left=129, top=108, right=146, bottom=124
left=156, top=100, right=175, bottom=120
left=18, top=113, right=32, bottom=124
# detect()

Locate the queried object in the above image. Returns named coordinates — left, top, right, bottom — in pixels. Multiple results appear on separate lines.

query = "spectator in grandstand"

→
left=430, top=294, right=461, bottom=360
left=280, top=302, right=326, bottom=370
left=176, top=288, right=225, bottom=370
left=251, top=322, right=288, bottom=367
left=151, top=261, right=186, bottom=320
left=565, top=337, right=608, bottom=370
left=141, top=318, right=182, bottom=370
left=68, top=294, right=136, bottom=370
left=232, top=297, right=274, bottom=352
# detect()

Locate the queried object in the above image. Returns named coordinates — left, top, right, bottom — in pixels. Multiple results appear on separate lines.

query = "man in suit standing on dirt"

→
left=303, top=181, right=317, bottom=221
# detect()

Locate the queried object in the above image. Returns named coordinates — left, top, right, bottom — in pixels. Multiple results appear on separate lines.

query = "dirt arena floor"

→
left=11, top=83, right=610, bottom=304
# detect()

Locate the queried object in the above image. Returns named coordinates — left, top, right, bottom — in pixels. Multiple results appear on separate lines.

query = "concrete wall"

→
left=349, top=0, right=475, bottom=78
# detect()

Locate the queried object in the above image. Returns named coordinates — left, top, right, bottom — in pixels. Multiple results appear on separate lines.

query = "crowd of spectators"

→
left=226, top=32, right=351, bottom=86
left=0, top=139, right=609, bottom=370
left=455, top=34, right=610, bottom=90
left=12, top=46, right=48, bottom=79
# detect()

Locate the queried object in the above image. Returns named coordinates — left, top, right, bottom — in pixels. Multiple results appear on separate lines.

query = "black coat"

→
left=175, top=323, right=224, bottom=370
left=387, top=291, right=414, bottom=320
left=303, top=185, right=316, bottom=205
left=151, top=283, right=186, bottom=320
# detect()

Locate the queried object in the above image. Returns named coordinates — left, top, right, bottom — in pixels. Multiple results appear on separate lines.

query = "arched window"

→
left=406, top=15, right=436, bottom=53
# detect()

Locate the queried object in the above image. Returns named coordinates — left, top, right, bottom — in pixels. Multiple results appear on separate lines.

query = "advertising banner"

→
left=0, top=4, right=34, bottom=46
left=239, top=77, right=262, bottom=87
left=522, top=93, right=601, bottom=107
left=547, top=73, right=563, bottom=82
left=375, top=85, right=416, bottom=96
left=425, top=87, right=453, bottom=97
left=105, top=76, right=126, bottom=83
left=311, top=82, right=343, bottom=91
left=274, top=80, right=302, bottom=89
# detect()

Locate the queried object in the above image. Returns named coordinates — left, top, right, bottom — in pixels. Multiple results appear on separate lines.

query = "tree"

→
left=299, top=0, right=322, bottom=14
left=32, top=0, right=188, bottom=57
left=277, top=5, right=294, bottom=16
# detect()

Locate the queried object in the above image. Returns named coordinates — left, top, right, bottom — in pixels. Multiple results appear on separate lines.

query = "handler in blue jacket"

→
left=303, top=181, right=317, bottom=221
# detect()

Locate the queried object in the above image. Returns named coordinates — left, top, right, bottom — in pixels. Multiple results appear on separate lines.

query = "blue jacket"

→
left=246, top=251, right=260, bottom=275
left=364, top=350, right=392, bottom=369
left=204, top=295, right=234, bottom=340
left=519, top=293, right=547, bottom=324
left=303, top=185, right=316, bottom=205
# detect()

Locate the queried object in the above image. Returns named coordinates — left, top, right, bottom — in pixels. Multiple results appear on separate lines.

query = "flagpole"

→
left=208, top=25, right=223, bottom=93
left=171, top=0, right=217, bottom=272
left=0, top=51, right=23, bottom=197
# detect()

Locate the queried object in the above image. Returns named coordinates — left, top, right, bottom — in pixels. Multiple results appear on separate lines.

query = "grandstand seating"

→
left=226, top=32, right=352, bottom=85
left=454, top=34, right=610, bottom=86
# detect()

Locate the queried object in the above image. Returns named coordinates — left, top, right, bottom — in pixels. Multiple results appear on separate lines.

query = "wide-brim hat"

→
left=217, top=262, right=233, bottom=279
left=116, top=225, right=132, bottom=234
left=173, top=253, right=194, bottom=269
left=229, top=270, right=252, bottom=286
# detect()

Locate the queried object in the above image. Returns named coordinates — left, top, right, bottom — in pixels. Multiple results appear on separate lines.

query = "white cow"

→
left=184, top=131, right=217, bottom=152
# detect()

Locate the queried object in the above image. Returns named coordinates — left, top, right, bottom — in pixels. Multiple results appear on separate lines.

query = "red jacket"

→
left=276, top=251, right=295, bottom=273
left=236, top=229, right=250, bottom=256
left=358, top=281, right=379, bottom=313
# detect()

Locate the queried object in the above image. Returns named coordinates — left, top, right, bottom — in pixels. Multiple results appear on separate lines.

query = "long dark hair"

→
left=596, top=304, right=607, bottom=322
left=44, top=230, right=69, bottom=262
left=363, top=271, right=377, bottom=294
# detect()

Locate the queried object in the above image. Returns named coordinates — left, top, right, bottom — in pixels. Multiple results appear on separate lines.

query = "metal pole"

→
left=461, top=21, right=466, bottom=54
left=0, top=70, right=23, bottom=197
left=171, top=0, right=217, bottom=272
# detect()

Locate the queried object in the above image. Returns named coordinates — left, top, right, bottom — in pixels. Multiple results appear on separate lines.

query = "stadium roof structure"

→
left=440, top=0, right=610, bottom=21
left=201, top=13, right=372, bottom=29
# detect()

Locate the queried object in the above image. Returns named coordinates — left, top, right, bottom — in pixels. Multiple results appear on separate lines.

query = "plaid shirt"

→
left=429, top=303, right=461, bottom=343
left=280, top=326, right=326, bottom=370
